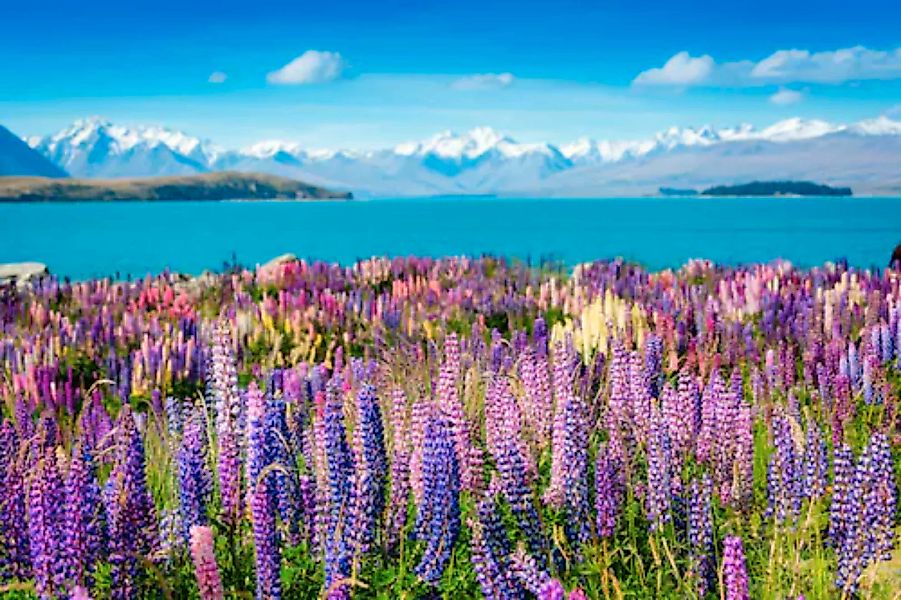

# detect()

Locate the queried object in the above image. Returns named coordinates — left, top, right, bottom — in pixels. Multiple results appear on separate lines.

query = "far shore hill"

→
left=0, top=172, right=352, bottom=202
left=659, top=180, right=853, bottom=197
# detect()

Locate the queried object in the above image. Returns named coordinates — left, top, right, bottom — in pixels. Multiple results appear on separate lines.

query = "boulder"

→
left=891, top=244, right=901, bottom=268
left=0, top=262, right=49, bottom=288
left=260, top=253, right=297, bottom=270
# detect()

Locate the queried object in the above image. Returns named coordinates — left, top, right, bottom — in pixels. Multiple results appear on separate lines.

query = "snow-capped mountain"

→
left=28, top=117, right=221, bottom=178
left=23, top=115, right=901, bottom=195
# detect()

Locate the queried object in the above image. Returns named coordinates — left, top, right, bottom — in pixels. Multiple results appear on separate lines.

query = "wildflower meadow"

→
left=0, top=256, right=898, bottom=599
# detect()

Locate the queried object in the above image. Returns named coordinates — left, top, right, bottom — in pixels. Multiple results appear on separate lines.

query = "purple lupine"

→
left=414, top=413, right=461, bottom=586
left=177, top=404, right=212, bottom=544
left=731, top=399, right=754, bottom=508
left=687, top=473, right=714, bottom=597
left=867, top=433, right=897, bottom=561
left=766, top=414, right=801, bottom=524
left=437, top=334, right=478, bottom=493
left=28, top=447, right=66, bottom=598
left=561, top=376, right=591, bottom=547
left=351, top=383, right=387, bottom=555
left=722, top=535, right=750, bottom=600
left=64, top=444, right=107, bottom=588
left=189, top=525, right=224, bottom=600
left=828, top=444, right=855, bottom=549
left=0, top=420, right=29, bottom=580
left=106, top=410, right=158, bottom=600
left=538, top=579, right=566, bottom=600
left=323, top=381, right=355, bottom=597
left=386, top=388, right=411, bottom=553
left=245, top=382, right=270, bottom=505
left=594, top=441, right=624, bottom=539
left=470, top=493, right=521, bottom=600
left=250, top=477, right=281, bottom=600
left=801, top=418, right=828, bottom=500
left=646, top=408, right=673, bottom=532
left=209, top=323, right=242, bottom=527
left=509, top=546, right=552, bottom=596
left=493, top=434, right=545, bottom=556
left=545, top=340, right=576, bottom=508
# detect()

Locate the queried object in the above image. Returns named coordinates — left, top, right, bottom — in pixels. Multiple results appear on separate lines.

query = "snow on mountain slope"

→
left=23, top=114, right=901, bottom=195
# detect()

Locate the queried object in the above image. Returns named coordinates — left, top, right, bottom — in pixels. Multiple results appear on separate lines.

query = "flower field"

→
left=0, top=256, right=898, bottom=599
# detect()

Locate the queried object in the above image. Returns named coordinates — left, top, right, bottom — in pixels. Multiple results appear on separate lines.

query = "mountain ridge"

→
left=19, top=115, right=901, bottom=196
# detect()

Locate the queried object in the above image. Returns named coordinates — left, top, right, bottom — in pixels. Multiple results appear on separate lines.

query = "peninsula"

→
left=0, top=172, right=352, bottom=202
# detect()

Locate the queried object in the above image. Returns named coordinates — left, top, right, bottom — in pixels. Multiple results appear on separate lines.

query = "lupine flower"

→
left=767, top=414, right=800, bottom=523
left=801, top=418, right=828, bottom=500
left=414, top=414, right=461, bottom=586
left=646, top=408, right=673, bottom=531
left=107, top=410, right=158, bottom=600
left=0, top=421, right=29, bottom=580
left=828, top=444, right=855, bottom=549
left=190, top=525, right=224, bottom=600
left=323, top=381, right=355, bottom=596
left=493, top=435, right=545, bottom=556
left=209, top=323, right=243, bottom=527
left=177, top=404, right=212, bottom=544
left=688, top=473, right=714, bottom=597
left=28, top=447, right=66, bottom=598
left=251, top=477, right=281, bottom=600
left=470, top=493, right=521, bottom=600
left=722, top=535, right=750, bottom=600
left=594, top=441, right=624, bottom=539
left=351, top=383, right=387, bottom=555
left=64, top=444, right=107, bottom=588
left=538, top=579, right=566, bottom=600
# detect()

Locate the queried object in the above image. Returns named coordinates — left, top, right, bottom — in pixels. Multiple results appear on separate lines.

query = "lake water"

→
left=2, top=196, right=900, bottom=280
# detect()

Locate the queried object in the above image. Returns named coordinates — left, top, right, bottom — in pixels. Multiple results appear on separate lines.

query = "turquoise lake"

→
left=2, top=196, right=900, bottom=280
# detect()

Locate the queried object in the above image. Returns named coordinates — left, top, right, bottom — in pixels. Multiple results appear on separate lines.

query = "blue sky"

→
left=2, top=0, right=900, bottom=148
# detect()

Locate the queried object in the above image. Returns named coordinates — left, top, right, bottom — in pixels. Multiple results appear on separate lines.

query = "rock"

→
left=891, top=244, right=901, bottom=268
left=260, top=253, right=297, bottom=270
left=0, top=262, right=49, bottom=288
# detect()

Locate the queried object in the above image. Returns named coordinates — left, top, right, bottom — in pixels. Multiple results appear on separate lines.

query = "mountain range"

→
left=11, top=115, right=901, bottom=196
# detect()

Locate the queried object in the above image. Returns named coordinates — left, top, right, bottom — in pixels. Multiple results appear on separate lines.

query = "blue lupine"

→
left=415, top=414, right=461, bottom=586
left=351, top=383, right=387, bottom=555
left=107, top=410, right=158, bottom=600
left=687, top=473, right=714, bottom=597
left=470, top=493, right=522, bottom=600
left=493, top=435, right=546, bottom=556
left=323, top=380, right=355, bottom=596
left=767, top=414, right=800, bottom=524
left=801, top=418, right=828, bottom=500
left=646, top=408, right=673, bottom=531
left=177, top=404, right=212, bottom=544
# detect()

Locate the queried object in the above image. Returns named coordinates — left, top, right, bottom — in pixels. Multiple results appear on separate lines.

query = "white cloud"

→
left=634, top=45, right=901, bottom=87
left=452, top=72, right=515, bottom=90
left=633, top=51, right=715, bottom=85
left=267, top=50, right=346, bottom=85
left=769, top=87, right=804, bottom=105
left=208, top=71, right=227, bottom=84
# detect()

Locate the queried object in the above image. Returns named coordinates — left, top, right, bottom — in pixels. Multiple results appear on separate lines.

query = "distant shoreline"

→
left=0, top=171, right=352, bottom=202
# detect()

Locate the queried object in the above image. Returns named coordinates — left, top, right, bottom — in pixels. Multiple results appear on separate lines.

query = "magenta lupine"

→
left=538, top=579, right=566, bottom=600
left=250, top=477, right=281, bottom=600
left=594, top=441, right=624, bottom=539
left=189, top=525, right=224, bottom=600
left=722, top=535, right=750, bottom=600
left=414, top=413, right=461, bottom=586
left=28, top=447, right=66, bottom=598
